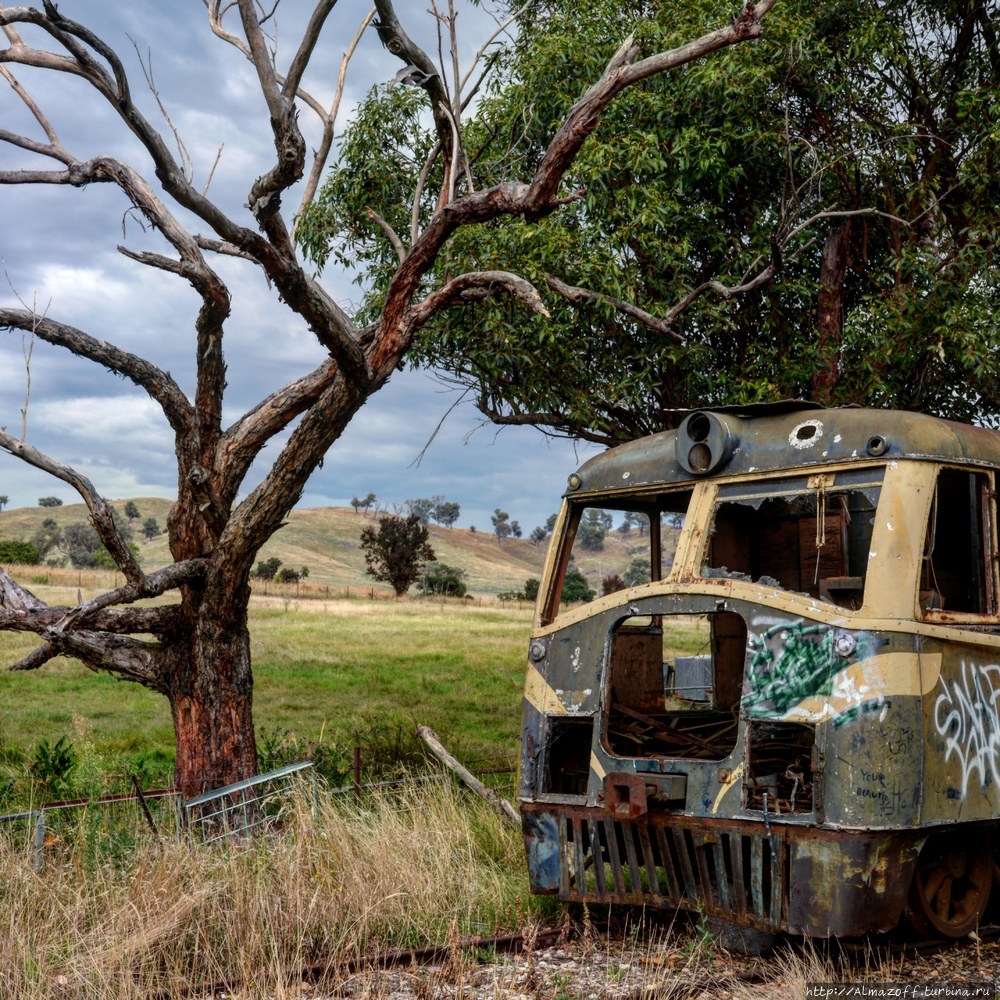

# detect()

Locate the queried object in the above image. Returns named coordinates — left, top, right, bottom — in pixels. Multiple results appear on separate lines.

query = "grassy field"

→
left=0, top=586, right=536, bottom=794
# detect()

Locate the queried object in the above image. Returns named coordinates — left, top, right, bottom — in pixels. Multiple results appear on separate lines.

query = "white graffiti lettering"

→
left=933, top=660, right=1000, bottom=798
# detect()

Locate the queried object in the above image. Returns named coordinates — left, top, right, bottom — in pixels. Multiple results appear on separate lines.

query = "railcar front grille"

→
left=555, top=811, right=788, bottom=931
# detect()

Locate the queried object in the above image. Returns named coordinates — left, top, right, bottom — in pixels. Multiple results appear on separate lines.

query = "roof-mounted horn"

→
left=676, top=410, right=738, bottom=475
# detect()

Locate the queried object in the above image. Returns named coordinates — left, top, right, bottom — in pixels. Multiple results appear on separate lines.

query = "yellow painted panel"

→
left=524, top=662, right=567, bottom=715
left=864, top=461, right=935, bottom=619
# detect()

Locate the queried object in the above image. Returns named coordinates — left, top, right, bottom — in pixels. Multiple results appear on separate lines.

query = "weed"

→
left=29, top=735, right=76, bottom=796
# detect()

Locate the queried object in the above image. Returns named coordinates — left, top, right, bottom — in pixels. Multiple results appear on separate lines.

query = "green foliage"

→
left=350, top=492, right=378, bottom=515
left=406, top=498, right=434, bottom=524
left=62, top=522, right=102, bottom=568
left=0, top=540, right=40, bottom=565
left=418, top=562, right=468, bottom=597
left=301, top=0, right=1000, bottom=440
left=359, top=513, right=436, bottom=596
left=432, top=498, right=461, bottom=528
left=623, top=557, right=651, bottom=587
left=561, top=569, right=594, bottom=604
left=276, top=567, right=300, bottom=583
left=30, top=735, right=77, bottom=796
left=37, top=496, right=63, bottom=508
left=577, top=509, right=610, bottom=551
left=491, top=509, right=511, bottom=546
left=253, top=556, right=282, bottom=581
left=123, top=501, right=140, bottom=521
left=523, top=578, right=540, bottom=602
left=31, top=518, right=62, bottom=558
left=141, top=517, right=161, bottom=540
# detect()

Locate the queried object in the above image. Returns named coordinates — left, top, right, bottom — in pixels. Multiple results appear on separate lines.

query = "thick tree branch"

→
left=8, top=642, right=58, bottom=672
left=0, top=432, right=144, bottom=584
left=0, top=308, right=193, bottom=434
left=412, top=271, right=550, bottom=329
left=40, top=629, right=164, bottom=690
left=373, top=0, right=454, bottom=165
left=221, top=357, right=340, bottom=492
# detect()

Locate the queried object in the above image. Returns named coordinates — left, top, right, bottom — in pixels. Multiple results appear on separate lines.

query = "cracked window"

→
left=702, top=469, right=883, bottom=609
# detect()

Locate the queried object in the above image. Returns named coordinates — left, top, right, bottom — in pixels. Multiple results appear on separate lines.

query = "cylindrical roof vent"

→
left=676, top=410, right=738, bottom=475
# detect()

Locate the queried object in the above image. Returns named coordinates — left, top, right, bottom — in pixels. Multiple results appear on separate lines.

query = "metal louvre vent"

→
left=556, top=812, right=787, bottom=932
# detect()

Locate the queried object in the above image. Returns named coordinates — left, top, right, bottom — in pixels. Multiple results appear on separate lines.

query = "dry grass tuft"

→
left=0, top=781, right=540, bottom=998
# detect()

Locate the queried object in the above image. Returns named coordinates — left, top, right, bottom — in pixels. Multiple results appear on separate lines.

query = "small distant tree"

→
left=545, top=513, right=558, bottom=534
left=123, top=501, right=141, bottom=521
left=491, top=509, right=511, bottom=548
left=63, top=522, right=102, bottom=568
left=419, top=562, right=467, bottom=597
left=405, top=498, right=434, bottom=524
left=577, top=509, right=608, bottom=551
left=0, top=495, right=8, bottom=511
left=561, top=569, right=594, bottom=604
left=624, top=557, right=651, bottom=587
left=601, top=573, right=626, bottom=597
left=523, top=578, right=540, bottom=602
left=38, top=497, right=63, bottom=508
left=253, top=557, right=282, bottom=581
left=142, top=517, right=161, bottom=541
left=360, top=514, right=435, bottom=597
left=529, top=525, right=547, bottom=547
left=31, top=519, right=62, bottom=558
left=510, top=520, right=522, bottom=539
left=433, top=499, right=461, bottom=528
left=276, top=567, right=300, bottom=583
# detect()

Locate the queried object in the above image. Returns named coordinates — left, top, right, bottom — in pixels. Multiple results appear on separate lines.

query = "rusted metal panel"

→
left=565, top=407, right=1000, bottom=499
left=523, top=804, right=921, bottom=937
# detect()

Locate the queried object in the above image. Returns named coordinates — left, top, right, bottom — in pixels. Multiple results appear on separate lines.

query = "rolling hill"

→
left=0, top=499, right=656, bottom=598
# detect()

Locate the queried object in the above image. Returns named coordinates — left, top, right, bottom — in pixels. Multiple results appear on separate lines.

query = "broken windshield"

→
left=702, top=468, right=884, bottom=609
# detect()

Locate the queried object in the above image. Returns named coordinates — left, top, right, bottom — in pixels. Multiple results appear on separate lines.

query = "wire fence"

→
left=0, top=754, right=517, bottom=868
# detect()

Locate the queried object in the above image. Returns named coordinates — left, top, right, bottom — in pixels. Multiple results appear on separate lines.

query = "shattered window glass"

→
left=701, top=469, right=883, bottom=609
left=545, top=490, right=693, bottom=621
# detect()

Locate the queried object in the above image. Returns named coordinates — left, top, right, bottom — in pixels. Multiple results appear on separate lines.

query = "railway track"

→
left=158, top=917, right=1000, bottom=1000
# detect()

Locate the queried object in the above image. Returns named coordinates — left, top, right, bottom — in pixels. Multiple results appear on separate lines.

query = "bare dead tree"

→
left=0, top=0, right=776, bottom=797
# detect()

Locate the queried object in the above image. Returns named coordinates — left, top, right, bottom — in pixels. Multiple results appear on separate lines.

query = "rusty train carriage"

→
left=519, top=404, right=1000, bottom=939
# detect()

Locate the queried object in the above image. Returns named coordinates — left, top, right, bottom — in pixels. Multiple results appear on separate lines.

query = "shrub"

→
left=601, top=573, right=626, bottom=597
left=0, top=540, right=40, bottom=565
left=418, top=562, right=467, bottom=597
left=561, top=569, right=594, bottom=604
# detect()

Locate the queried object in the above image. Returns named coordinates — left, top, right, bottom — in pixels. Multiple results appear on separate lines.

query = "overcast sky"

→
left=0, top=1, right=603, bottom=534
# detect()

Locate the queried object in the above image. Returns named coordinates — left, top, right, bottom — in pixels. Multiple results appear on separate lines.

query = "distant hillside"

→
left=0, top=499, right=663, bottom=598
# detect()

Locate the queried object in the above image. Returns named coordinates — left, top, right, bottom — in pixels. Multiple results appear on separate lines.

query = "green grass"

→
left=0, top=600, right=535, bottom=786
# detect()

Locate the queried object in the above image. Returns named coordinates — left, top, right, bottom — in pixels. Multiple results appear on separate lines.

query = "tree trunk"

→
left=166, top=591, right=258, bottom=800
left=812, top=225, right=851, bottom=405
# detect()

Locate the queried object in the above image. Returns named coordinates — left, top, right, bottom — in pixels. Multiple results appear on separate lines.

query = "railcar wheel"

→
left=906, top=830, right=992, bottom=938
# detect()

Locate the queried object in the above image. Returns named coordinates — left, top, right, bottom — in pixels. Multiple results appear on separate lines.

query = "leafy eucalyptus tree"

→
left=304, top=0, right=1000, bottom=445
left=0, top=0, right=775, bottom=796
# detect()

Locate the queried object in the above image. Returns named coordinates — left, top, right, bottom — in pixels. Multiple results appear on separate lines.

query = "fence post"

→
left=32, top=810, right=45, bottom=872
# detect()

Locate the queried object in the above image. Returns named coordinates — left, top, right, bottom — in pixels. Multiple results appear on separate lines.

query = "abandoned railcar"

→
left=519, top=403, right=1000, bottom=939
